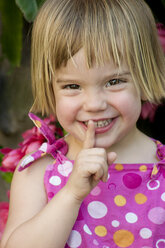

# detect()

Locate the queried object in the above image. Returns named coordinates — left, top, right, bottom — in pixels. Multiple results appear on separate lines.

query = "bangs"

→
left=45, top=0, right=127, bottom=74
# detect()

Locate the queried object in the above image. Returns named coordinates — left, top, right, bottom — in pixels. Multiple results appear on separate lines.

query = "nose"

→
left=83, top=90, right=107, bottom=112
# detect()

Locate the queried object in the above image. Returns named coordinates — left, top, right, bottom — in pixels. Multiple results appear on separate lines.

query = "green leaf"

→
left=36, top=0, right=45, bottom=8
left=0, top=152, right=4, bottom=164
left=0, top=171, right=13, bottom=184
left=0, top=0, right=23, bottom=66
left=15, top=0, right=39, bottom=22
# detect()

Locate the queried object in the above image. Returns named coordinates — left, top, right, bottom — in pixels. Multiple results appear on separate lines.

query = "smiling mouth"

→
left=84, top=119, right=113, bottom=128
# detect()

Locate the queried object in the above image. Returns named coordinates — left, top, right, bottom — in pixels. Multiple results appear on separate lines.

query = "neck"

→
left=110, top=128, right=158, bottom=163
left=108, top=126, right=141, bottom=154
left=65, top=127, right=158, bottom=163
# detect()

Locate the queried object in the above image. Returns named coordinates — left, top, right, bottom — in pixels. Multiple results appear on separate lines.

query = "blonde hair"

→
left=31, top=0, right=165, bottom=115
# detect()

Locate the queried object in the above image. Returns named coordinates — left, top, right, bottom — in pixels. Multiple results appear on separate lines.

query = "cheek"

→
left=55, top=97, right=79, bottom=124
left=113, top=93, right=142, bottom=119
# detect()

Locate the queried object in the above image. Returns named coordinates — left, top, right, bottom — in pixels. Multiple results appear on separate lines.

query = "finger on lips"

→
left=82, top=119, right=116, bottom=183
left=83, top=120, right=95, bottom=149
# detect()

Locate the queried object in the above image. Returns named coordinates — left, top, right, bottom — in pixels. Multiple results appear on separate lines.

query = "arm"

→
left=0, top=155, right=81, bottom=248
left=1, top=121, right=116, bottom=248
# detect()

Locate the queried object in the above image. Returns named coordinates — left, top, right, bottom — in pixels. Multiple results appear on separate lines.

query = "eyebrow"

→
left=56, top=71, right=131, bottom=83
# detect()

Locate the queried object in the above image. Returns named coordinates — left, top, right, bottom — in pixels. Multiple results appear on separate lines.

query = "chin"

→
left=94, top=139, right=113, bottom=149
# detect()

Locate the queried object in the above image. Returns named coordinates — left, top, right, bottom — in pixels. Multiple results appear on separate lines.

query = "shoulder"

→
left=11, top=153, right=55, bottom=207
left=13, top=153, right=55, bottom=191
left=1, top=154, right=55, bottom=247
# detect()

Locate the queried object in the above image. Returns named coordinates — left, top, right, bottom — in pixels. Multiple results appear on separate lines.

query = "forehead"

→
left=56, top=48, right=129, bottom=79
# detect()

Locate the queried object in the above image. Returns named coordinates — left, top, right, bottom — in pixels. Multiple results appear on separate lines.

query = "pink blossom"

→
left=24, top=140, right=42, bottom=154
left=20, top=126, right=45, bottom=155
left=0, top=202, right=9, bottom=240
left=141, top=102, right=158, bottom=122
left=22, top=126, right=45, bottom=142
left=0, top=148, right=23, bottom=172
left=157, top=23, right=165, bottom=52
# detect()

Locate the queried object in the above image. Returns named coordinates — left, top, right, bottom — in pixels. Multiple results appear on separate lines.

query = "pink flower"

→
left=0, top=202, right=9, bottom=240
left=0, top=148, right=23, bottom=172
left=20, top=126, right=45, bottom=155
left=157, top=23, right=165, bottom=52
left=24, top=140, right=43, bottom=154
left=141, top=102, right=158, bottom=122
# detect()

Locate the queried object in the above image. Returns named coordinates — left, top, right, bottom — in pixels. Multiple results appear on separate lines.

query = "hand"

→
left=65, top=120, right=117, bottom=203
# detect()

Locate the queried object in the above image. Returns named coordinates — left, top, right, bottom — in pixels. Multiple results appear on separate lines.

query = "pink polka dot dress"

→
left=19, top=114, right=165, bottom=248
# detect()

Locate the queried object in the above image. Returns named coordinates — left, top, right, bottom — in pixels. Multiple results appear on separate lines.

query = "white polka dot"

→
left=111, top=220, right=120, bottom=227
left=39, top=142, right=47, bottom=152
left=58, top=161, right=73, bottom=177
left=125, top=212, right=138, bottom=223
left=67, top=230, right=82, bottom=248
left=20, top=155, right=34, bottom=168
left=161, top=192, right=165, bottom=202
left=49, top=176, right=61, bottom=186
left=140, top=228, right=152, bottom=239
left=147, top=180, right=160, bottom=190
left=156, top=239, right=165, bottom=248
left=88, top=201, right=108, bottom=219
left=83, top=224, right=92, bottom=235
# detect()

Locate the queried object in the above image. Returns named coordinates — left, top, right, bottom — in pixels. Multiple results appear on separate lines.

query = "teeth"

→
left=84, top=119, right=112, bottom=128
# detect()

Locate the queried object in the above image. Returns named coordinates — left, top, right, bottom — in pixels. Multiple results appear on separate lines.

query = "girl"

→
left=1, top=0, right=165, bottom=247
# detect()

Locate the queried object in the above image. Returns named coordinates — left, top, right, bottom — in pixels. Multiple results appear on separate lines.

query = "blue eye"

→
left=63, top=84, right=80, bottom=90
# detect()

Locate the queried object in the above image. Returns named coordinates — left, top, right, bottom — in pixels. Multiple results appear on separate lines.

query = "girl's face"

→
left=53, top=49, right=142, bottom=152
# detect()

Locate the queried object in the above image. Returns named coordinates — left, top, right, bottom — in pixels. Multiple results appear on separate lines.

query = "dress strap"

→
left=18, top=113, right=68, bottom=172
left=151, top=140, right=165, bottom=179
left=28, top=113, right=56, bottom=145
left=156, top=140, right=165, bottom=160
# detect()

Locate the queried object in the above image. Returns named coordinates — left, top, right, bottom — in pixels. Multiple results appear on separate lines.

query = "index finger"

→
left=83, top=120, right=95, bottom=149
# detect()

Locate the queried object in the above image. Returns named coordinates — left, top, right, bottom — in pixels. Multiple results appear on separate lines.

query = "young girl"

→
left=1, top=0, right=165, bottom=247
